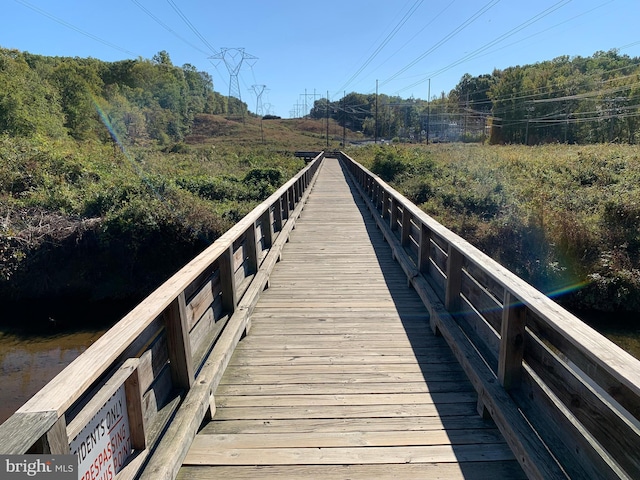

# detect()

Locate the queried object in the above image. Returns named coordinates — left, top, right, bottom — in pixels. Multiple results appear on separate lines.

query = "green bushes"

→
left=370, top=149, right=407, bottom=181
left=353, top=143, right=640, bottom=315
left=0, top=135, right=304, bottom=305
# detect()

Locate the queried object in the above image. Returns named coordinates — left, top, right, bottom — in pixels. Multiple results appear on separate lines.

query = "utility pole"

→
left=426, top=79, right=430, bottom=145
left=342, top=92, right=346, bottom=147
left=326, top=91, right=330, bottom=148
left=374, top=80, right=379, bottom=144
left=300, top=90, right=320, bottom=117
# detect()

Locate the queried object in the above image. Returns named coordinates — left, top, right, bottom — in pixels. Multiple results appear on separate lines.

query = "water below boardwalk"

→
left=0, top=329, right=105, bottom=423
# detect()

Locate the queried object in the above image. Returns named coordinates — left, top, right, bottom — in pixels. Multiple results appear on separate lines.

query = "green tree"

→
left=0, top=49, right=66, bottom=137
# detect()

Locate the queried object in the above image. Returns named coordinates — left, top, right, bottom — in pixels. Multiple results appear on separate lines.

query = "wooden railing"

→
left=0, top=153, right=324, bottom=480
left=340, top=151, right=640, bottom=480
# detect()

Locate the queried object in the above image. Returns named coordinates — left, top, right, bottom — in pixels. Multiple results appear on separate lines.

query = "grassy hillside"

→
left=186, top=114, right=362, bottom=150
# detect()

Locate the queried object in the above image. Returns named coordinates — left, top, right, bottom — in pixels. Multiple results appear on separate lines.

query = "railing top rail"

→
left=15, top=152, right=325, bottom=418
left=342, top=152, right=640, bottom=398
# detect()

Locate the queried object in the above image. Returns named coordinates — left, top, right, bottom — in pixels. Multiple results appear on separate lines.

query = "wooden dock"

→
left=178, top=158, right=526, bottom=479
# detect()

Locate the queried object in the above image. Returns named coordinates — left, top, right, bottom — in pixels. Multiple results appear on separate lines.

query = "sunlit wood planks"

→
left=178, top=157, right=525, bottom=480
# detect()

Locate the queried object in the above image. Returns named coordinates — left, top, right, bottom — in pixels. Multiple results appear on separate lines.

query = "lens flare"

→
left=92, top=96, right=162, bottom=200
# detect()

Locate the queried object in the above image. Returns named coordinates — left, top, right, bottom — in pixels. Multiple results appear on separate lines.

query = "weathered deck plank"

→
left=178, top=157, right=526, bottom=479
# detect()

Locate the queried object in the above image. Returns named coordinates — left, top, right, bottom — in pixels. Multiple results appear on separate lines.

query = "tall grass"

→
left=353, top=143, right=640, bottom=315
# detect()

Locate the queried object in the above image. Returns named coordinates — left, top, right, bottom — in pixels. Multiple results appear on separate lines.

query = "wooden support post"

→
left=273, top=199, right=283, bottom=233
left=282, top=191, right=290, bottom=222
left=123, top=359, right=147, bottom=450
left=295, top=178, right=302, bottom=203
left=35, top=416, right=70, bottom=454
left=219, top=246, right=238, bottom=314
left=287, top=188, right=294, bottom=217
left=205, top=391, right=216, bottom=422
left=390, top=197, right=398, bottom=232
left=382, top=191, right=390, bottom=220
left=246, top=223, right=259, bottom=275
left=477, top=396, right=491, bottom=420
left=260, top=209, right=273, bottom=251
left=445, top=246, right=463, bottom=313
left=498, top=291, right=526, bottom=390
left=418, top=223, right=431, bottom=273
left=417, top=223, right=439, bottom=334
left=165, top=292, right=194, bottom=390
left=400, top=207, right=411, bottom=247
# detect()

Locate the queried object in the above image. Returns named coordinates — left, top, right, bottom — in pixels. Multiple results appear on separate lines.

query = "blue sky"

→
left=2, top=0, right=640, bottom=118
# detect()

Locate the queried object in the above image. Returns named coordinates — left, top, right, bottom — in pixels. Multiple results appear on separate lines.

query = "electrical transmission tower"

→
left=210, top=48, right=258, bottom=102
left=250, top=84, right=267, bottom=116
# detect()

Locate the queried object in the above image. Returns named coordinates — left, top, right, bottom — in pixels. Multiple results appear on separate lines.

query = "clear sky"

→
left=2, top=0, right=640, bottom=118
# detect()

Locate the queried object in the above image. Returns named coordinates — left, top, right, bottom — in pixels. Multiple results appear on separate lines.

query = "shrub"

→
left=371, top=150, right=406, bottom=182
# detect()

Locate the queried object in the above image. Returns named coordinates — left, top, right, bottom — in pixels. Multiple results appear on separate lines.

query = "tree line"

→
left=0, top=48, right=248, bottom=145
left=310, top=50, right=640, bottom=145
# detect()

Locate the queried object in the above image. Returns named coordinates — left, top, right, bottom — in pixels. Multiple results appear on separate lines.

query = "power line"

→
left=334, top=0, right=424, bottom=96
left=367, top=1, right=456, bottom=83
left=14, top=0, right=140, bottom=57
left=379, top=0, right=501, bottom=88
left=131, top=0, right=211, bottom=56
left=396, top=0, right=572, bottom=94
left=166, top=0, right=218, bottom=55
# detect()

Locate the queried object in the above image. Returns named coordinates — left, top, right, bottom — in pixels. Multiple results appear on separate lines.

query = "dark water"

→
left=0, top=298, right=137, bottom=424
left=0, top=330, right=106, bottom=423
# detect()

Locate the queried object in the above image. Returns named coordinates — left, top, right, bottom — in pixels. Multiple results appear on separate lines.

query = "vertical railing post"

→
left=123, top=358, right=147, bottom=450
left=390, top=197, right=398, bottom=232
left=382, top=191, right=390, bottom=220
left=260, top=208, right=273, bottom=251
left=498, top=291, right=526, bottom=390
left=401, top=207, right=411, bottom=247
left=165, top=291, right=194, bottom=390
left=418, top=223, right=438, bottom=335
left=246, top=223, right=259, bottom=275
left=418, top=223, right=431, bottom=273
left=274, top=198, right=283, bottom=233
left=219, top=246, right=238, bottom=314
left=282, top=191, right=290, bottom=221
left=34, top=416, right=70, bottom=454
left=445, top=245, right=463, bottom=313
left=288, top=187, right=295, bottom=215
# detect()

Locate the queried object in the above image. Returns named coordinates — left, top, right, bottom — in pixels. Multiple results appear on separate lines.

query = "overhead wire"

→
left=334, top=0, right=424, bottom=96
left=379, top=0, right=501, bottom=88
left=166, top=0, right=218, bottom=55
left=399, top=0, right=612, bottom=92
left=367, top=0, right=456, bottom=84
left=14, top=0, right=140, bottom=57
left=131, top=0, right=211, bottom=56
left=396, top=0, right=573, bottom=94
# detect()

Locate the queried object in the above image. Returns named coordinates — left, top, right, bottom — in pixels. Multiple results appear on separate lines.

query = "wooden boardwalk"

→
left=178, top=158, right=526, bottom=479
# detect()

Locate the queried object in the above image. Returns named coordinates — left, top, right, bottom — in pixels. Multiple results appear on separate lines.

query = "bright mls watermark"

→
left=1, top=455, right=76, bottom=479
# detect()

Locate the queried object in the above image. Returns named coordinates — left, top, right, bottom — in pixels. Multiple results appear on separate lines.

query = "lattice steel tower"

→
left=210, top=48, right=258, bottom=102
left=250, top=85, right=267, bottom=116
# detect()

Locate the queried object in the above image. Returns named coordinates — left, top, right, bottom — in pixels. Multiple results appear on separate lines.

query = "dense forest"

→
left=311, top=49, right=640, bottom=145
left=0, top=47, right=249, bottom=144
